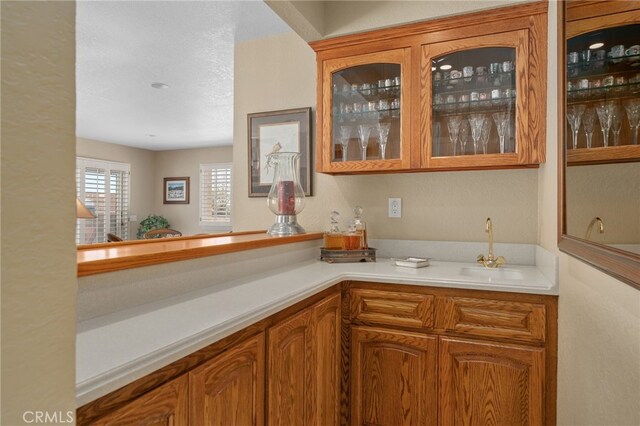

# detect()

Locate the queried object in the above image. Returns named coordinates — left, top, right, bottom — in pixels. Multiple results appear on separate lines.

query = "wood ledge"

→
left=77, top=231, right=323, bottom=277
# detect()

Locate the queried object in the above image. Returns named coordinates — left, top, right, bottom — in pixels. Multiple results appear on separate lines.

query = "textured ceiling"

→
left=76, top=1, right=292, bottom=150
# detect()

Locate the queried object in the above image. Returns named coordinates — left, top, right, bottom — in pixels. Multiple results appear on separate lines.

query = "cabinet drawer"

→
left=350, top=288, right=434, bottom=329
left=436, top=296, right=546, bottom=342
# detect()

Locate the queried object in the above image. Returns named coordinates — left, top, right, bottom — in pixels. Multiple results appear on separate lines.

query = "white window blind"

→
left=76, top=157, right=130, bottom=244
left=200, top=163, right=232, bottom=230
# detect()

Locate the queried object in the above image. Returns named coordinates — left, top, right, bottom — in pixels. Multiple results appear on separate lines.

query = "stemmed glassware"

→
left=480, top=119, right=492, bottom=154
left=566, top=104, right=586, bottom=150
left=376, top=122, right=391, bottom=160
left=468, top=114, right=486, bottom=155
left=357, top=124, right=373, bottom=161
left=596, top=102, right=614, bottom=148
left=492, top=112, right=510, bottom=154
left=624, top=99, right=640, bottom=145
left=611, top=104, right=623, bottom=146
left=582, top=107, right=596, bottom=148
left=459, top=120, right=470, bottom=155
left=338, top=126, right=351, bottom=162
left=446, top=115, right=463, bottom=156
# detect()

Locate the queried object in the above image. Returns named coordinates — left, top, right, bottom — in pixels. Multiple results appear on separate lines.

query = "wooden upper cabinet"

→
left=439, top=337, right=545, bottom=426
left=318, top=48, right=413, bottom=173
left=90, top=375, right=189, bottom=426
left=350, top=326, right=437, bottom=426
left=311, top=1, right=547, bottom=174
left=189, top=332, right=265, bottom=426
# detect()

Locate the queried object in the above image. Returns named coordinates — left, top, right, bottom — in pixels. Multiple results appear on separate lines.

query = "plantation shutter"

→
left=76, top=157, right=130, bottom=244
left=200, top=163, right=232, bottom=230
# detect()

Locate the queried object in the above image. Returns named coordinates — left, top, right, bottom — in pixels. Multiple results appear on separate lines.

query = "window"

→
left=76, top=157, right=130, bottom=244
left=200, top=163, right=232, bottom=230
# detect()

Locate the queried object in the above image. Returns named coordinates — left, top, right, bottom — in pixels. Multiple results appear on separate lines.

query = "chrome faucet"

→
left=477, top=217, right=506, bottom=268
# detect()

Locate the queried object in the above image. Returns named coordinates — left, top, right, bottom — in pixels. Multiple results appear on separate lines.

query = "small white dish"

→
left=393, top=257, right=430, bottom=268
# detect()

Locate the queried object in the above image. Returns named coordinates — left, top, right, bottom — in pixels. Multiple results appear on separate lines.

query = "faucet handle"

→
left=476, top=254, right=486, bottom=264
left=495, top=256, right=507, bottom=266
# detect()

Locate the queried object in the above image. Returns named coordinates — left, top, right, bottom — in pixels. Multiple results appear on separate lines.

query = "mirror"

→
left=559, top=1, right=640, bottom=289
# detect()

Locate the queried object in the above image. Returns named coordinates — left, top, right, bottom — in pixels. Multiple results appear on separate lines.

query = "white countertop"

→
left=76, top=258, right=557, bottom=406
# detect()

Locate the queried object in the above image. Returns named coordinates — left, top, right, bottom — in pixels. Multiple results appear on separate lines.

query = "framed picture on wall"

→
left=163, top=177, right=190, bottom=204
left=247, top=107, right=312, bottom=197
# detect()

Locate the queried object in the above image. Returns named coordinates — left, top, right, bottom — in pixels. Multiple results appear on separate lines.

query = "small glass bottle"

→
left=344, top=222, right=362, bottom=250
left=323, top=211, right=345, bottom=249
left=353, top=206, right=368, bottom=249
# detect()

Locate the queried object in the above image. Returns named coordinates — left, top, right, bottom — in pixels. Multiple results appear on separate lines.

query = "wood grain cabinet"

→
left=267, top=293, right=341, bottom=426
left=89, top=375, right=189, bottom=426
left=350, top=326, right=437, bottom=426
left=189, top=332, right=265, bottom=426
left=311, top=1, right=547, bottom=174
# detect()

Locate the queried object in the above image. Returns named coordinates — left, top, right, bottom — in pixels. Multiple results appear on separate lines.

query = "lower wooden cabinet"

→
left=267, top=293, right=341, bottom=426
left=189, top=332, right=265, bottom=426
left=89, top=374, right=189, bottom=426
left=350, top=326, right=437, bottom=426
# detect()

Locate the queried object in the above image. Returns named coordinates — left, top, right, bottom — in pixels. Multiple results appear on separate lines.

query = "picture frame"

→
left=247, top=107, right=312, bottom=197
left=163, top=177, right=190, bottom=204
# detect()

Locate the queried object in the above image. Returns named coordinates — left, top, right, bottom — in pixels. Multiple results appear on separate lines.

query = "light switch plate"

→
left=388, top=198, right=402, bottom=218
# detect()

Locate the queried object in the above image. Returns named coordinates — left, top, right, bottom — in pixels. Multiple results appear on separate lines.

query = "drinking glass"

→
left=611, top=104, right=623, bottom=146
left=624, top=99, right=640, bottom=145
left=459, top=119, right=470, bottom=155
left=468, top=114, right=486, bottom=155
left=358, top=124, right=373, bottom=161
left=376, top=122, right=391, bottom=160
left=492, top=112, right=509, bottom=154
left=596, top=102, right=614, bottom=147
left=582, top=107, right=596, bottom=148
left=446, top=115, right=463, bottom=156
left=566, top=104, right=586, bottom=150
left=480, top=119, right=492, bottom=154
left=338, top=126, right=351, bottom=162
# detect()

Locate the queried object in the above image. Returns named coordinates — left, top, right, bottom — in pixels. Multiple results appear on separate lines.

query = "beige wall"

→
left=233, top=33, right=538, bottom=243
left=539, top=5, right=640, bottom=424
left=155, top=146, right=233, bottom=235
left=1, top=2, right=77, bottom=424
left=77, top=137, right=156, bottom=238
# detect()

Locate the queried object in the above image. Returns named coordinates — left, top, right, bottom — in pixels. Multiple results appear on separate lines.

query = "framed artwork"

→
left=247, top=107, right=312, bottom=197
left=163, top=177, right=190, bottom=204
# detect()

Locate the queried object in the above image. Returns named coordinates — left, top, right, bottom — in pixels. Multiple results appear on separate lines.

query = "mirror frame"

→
left=557, top=1, right=640, bottom=290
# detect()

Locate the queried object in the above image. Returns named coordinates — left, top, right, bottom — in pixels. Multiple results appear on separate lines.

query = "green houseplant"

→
left=137, top=214, right=170, bottom=239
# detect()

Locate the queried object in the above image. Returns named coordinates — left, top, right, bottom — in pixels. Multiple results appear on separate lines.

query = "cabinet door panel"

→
left=439, top=337, right=544, bottom=426
left=268, top=307, right=314, bottom=425
left=91, top=375, right=188, bottom=426
left=314, top=293, right=341, bottom=426
left=189, top=333, right=265, bottom=426
left=351, top=326, right=437, bottom=426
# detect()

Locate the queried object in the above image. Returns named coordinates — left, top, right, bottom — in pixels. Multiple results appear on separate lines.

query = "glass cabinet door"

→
left=321, top=49, right=411, bottom=172
left=422, top=30, right=530, bottom=168
left=565, top=21, right=640, bottom=164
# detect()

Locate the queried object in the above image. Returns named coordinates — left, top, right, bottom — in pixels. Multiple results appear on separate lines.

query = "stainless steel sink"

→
left=459, top=266, right=525, bottom=281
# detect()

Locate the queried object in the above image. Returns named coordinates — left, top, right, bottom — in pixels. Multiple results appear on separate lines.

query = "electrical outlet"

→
left=388, top=198, right=402, bottom=218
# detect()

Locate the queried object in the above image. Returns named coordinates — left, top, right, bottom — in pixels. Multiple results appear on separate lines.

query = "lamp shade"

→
left=76, top=197, right=95, bottom=219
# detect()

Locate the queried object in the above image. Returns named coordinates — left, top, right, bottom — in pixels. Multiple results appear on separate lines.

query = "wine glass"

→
left=468, top=114, right=486, bottom=155
left=611, top=103, right=623, bottom=146
left=566, top=104, right=586, bottom=150
left=596, top=102, right=614, bottom=147
left=624, top=99, right=640, bottom=145
left=492, top=111, right=509, bottom=154
left=446, top=115, right=463, bottom=156
left=376, top=122, right=391, bottom=160
left=480, top=119, right=492, bottom=154
left=338, top=126, right=351, bottom=162
left=358, top=124, right=373, bottom=161
left=582, top=107, right=596, bottom=148
left=459, top=119, right=470, bottom=155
